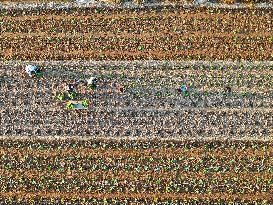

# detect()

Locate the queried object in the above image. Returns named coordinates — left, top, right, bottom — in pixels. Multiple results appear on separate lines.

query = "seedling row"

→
left=0, top=139, right=272, bottom=203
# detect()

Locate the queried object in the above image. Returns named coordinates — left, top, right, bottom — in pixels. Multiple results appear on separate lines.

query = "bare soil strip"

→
left=1, top=135, right=272, bottom=141
left=2, top=31, right=273, bottom=39
left=1, top=146, right=272, bottom=158
left=2, top=169, right=272, bottom=181
left=1, top=191, right=272, bottom=201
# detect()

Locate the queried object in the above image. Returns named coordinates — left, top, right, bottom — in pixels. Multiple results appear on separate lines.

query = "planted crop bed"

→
left=2, top=0, right=273, bottom=5
left=1, top=6, right=273, bottom=60
left=0, top=3, right=272, bottom=203
left=0, top=62, right=272, bottom=138
left=0, top=138, right=272, bottom=204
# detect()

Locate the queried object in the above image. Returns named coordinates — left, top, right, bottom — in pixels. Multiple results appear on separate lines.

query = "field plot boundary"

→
left=0, top=136, right=272, bottom=142
left=1, top=1, right=273, bottom=11
left=2, top=60, right=273, bottom=68
left=31, top=107, right=273, bottom=112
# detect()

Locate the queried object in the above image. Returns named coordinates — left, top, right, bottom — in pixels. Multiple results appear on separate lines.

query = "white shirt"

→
left=87, top=77, right=97, bottom=85
left=25, top=65, right=37, bottom=77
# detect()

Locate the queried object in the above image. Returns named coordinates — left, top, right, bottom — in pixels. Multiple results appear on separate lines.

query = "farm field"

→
left=0, top=61, right=272, bottom=138
left=0, top=1, right=272, bottom=204
left=1, top=0, right=273, bottom=5
left=0, top=138, right=272, bottom=204
left=1, top=6, right=273, bottom=61
left=0, top=0, right=72, bottom=3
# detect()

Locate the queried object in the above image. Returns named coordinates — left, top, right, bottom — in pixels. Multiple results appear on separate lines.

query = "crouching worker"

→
left=177, top=84, right=189, bottom=96
left=58, top=82, right=77, bottom=102
left=66, top=83, right=75, bottom=94
left=25, top=65, right=42, bottom=77
left=63, top=82, right=77, bottom=100
left=87, top=77, right=98, bottom=90
left=112, top=82, right=124, bottom=93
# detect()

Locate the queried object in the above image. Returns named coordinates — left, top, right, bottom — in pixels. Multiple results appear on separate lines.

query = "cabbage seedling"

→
left=57, top=93, right=65, bottom=101
left=66, top=101, right=76, bottom=110
left=88, top=84, right=97, bottom=90
left=82, top=99, right=90, bottom=108
left=68, top=91, right=77, bottom=100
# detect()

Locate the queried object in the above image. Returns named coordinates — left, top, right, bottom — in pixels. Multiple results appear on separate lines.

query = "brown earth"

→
left=0, top=63, right=271, bottom=138
left=0, top=139, right=272, bottom=202
left=1, top=6, right=273, bottom=60
left=2, top=0, right=273, bottom=5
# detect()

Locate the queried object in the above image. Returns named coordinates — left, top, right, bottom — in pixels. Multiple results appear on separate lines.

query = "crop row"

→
left=1, top=13, right=272, bottom=34
left=0, top=138, right=271, bottom=149
left=2, top=0, right=271, bottom=5
left=1, top=67, right=271, bottom=112
left=0, top=196, right=270, bottom=205
left=1, top=69, right=272, bottom=109
left=1, top=6, right=273, bottom=60
left=2, top=66, right=272, bottom=108
left=0, top=139, right=272, bottom=203
left=1, top=108, right=271, bottom=137
left=2, top=62, right=273, bottom=71
left=1, top=4, right=273, bottom=17
left=2, top=35, right=273, bottom=60
left=1, top=155, right=271, bottom=174
left=2, top=35, right=273, bottom=52
left=1, top=63, right=272, bottom=94
left=0, top=174, right=271, bottom=194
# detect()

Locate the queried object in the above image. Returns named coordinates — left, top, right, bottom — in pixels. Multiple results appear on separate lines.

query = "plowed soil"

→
left=0, top=139, right=272, bottom=203
left=1, top=6, right=273, bottom=60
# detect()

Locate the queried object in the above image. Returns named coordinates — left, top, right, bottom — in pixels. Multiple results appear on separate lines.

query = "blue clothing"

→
left=180, top=85, right=188, bottom=92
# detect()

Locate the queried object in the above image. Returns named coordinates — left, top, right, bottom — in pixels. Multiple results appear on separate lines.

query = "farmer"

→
left=25, top=65, right=41, bottom=77
left=180, top=84, right=188, bottom=93
left=65, top=78, right=82, bottom=93
left=86, top=77, right=98, bottom=91
left=112, top=82, right=124, bottom=93
left=177, top=84, right=188, bottom=93
left=87, top=77, right=98, bottom=86
left=65, top=83, right=75, bottom=94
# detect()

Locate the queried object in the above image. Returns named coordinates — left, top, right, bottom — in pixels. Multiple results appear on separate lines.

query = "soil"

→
left=1, top=6, right=273, bottom=61
left=0, top=62, right=271, bottom=139
left=0, top=139, right=272, bottom=202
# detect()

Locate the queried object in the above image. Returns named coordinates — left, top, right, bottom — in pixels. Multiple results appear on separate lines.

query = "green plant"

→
left=138, top=45, right=145, bottom=51
left=82, top=99, right=90, bottom=108
left=36, top=71, right=44, bottom=77
left=66, top=101, right=76, bottom=110
left=155, top=91, right=161, bottom=96
left=183, top=91, right=189, bottom=97
left=99, top=54, right=106, bottom=59
left=242, top=91, right=248, bottom=97
left=88, top=84, right=97, bottom=90
left=57, top=93, right=65, bottom=101
left=68, top=91, right=77, bottom=100
left=95, top=9, right=103, bottom=14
